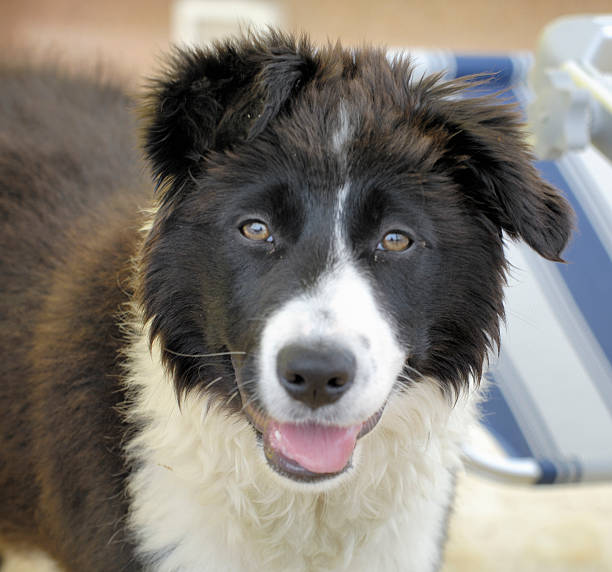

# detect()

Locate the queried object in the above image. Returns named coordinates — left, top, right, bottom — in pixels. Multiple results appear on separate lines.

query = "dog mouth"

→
left=243, top=401, right=385, bottom=483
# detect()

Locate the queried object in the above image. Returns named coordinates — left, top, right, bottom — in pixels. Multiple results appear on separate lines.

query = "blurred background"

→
left=2, top=1, right=612, bottom=571
left=1, top=0, right=611, bottom=78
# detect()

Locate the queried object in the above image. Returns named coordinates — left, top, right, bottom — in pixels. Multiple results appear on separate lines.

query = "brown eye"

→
left=377, top=231, right=413, bottom=252
left=240, top=220, right=273, bottom=242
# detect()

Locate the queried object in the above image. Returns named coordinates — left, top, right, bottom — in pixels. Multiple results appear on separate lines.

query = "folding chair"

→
left=408, top=14, right=612, bottom=485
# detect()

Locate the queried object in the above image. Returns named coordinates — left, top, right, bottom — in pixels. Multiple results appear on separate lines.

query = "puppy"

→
left=0, top=31, right=572, bottom=571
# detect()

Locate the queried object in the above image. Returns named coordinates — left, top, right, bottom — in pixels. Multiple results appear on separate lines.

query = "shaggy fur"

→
left=0, top=31, right=572, bottom=571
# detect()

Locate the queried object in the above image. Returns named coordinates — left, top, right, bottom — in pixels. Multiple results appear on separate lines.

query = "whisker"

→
left=181, top=360, right=217, bottom=382
left=163, top=348, right=246, bottom=359
left=231, top=378, right=260, bottom=411
left=226, top=389, right=241, bottom=407
left=235, top=377, right=258, bottom=390
left=402, top=363, right=425, bottom=378
left=203, top=376, right=224, bottom=391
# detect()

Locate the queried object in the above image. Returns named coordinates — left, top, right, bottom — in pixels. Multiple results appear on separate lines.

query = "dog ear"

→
left=143, top=31, right=316, bottom=196
left=433, top=90, right=574, bottom=261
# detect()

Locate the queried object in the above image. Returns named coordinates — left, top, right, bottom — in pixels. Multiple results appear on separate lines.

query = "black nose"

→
left=276, top=343, right=356, bottom=409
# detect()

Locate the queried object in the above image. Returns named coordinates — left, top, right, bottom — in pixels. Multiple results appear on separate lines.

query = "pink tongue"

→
left=266, top=421, right=362, bottom=474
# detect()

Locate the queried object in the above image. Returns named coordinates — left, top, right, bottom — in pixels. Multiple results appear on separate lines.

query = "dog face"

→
left=139, top=32, right=572, bottom=484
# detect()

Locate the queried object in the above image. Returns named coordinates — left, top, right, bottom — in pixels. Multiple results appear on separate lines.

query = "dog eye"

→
left=240, top=220, right=273, bottom=242
left=377, top=231, right=413, bottom=252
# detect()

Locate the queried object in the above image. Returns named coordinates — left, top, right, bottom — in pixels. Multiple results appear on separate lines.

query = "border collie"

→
left=0, top=31, right=572, bottom=571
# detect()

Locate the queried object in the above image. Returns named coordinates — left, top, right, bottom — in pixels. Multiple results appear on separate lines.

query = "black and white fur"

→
left=0, top=32, right=572, bottom=571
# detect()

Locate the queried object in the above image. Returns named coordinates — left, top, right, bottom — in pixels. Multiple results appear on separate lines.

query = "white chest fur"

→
left=123, top=329, right=477, bottom=572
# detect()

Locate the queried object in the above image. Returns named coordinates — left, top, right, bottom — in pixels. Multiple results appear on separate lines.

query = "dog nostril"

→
left=327, top=376, right=347, bottom=389
left=287, top=373, right=306, bottom=386
left=276, top=343, right=356, bottom=409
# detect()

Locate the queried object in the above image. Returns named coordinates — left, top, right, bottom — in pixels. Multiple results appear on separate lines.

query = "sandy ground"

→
left=442, top=427, right=612, bottom=572
left=444, top=472, right=612, bottom=572
left=4, top=454, right=612, bottom=572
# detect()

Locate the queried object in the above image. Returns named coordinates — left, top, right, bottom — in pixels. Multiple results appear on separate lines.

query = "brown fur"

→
left=0, top=66, right=147, bottom=570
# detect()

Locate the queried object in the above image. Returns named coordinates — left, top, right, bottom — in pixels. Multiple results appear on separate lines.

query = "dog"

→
left=0, top=31, right=572, bottom=571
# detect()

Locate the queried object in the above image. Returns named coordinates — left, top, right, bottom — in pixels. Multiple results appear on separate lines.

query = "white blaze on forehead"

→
left=333, top=182, right=351, bottom=255
left=331, top=101, right=356, bottom=259
left=258, top=259, right=406, bottom=426
left=332, top=103, right=353, bottom=154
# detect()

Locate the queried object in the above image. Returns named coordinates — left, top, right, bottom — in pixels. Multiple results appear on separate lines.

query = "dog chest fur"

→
left=124, top=328, right=475, bottom=572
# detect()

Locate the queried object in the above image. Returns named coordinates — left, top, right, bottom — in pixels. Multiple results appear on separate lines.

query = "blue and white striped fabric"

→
left=400, top=51, right=612, bottom=484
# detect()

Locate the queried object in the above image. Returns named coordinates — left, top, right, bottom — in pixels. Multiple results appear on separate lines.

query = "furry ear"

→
left=434, top=91, right=574, bottom=261
left=143, top=31, right=316, bottom=196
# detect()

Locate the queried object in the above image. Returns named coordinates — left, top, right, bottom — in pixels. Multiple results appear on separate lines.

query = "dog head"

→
left=139, top=31, right=573, bottom=485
